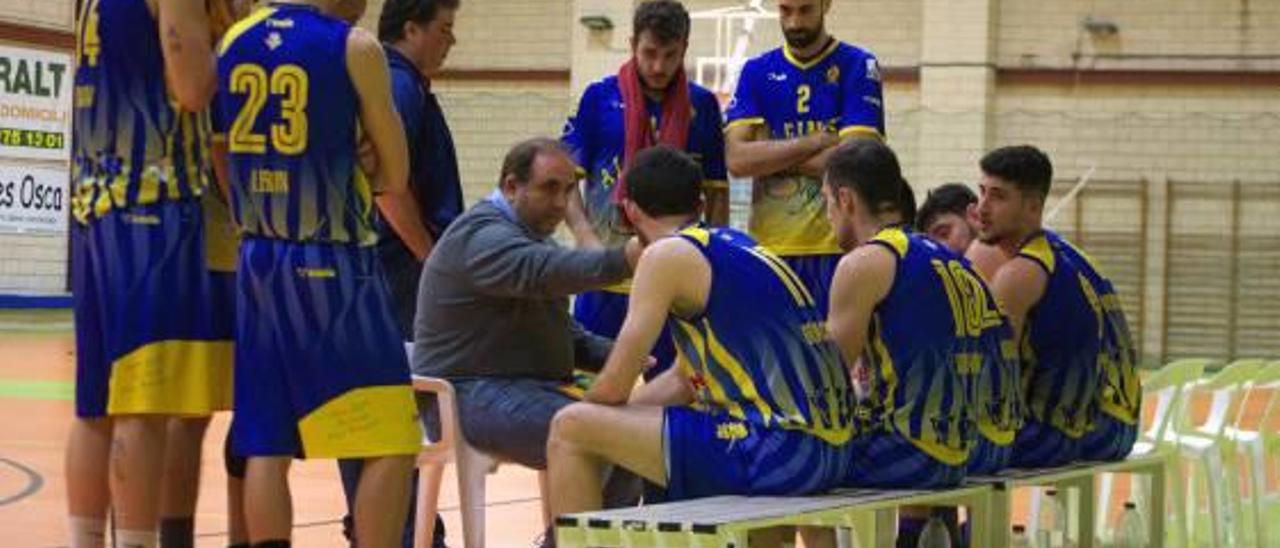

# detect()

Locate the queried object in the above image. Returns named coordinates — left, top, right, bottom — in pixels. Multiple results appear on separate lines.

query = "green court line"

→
left=0, top=379, right=73, bottom=401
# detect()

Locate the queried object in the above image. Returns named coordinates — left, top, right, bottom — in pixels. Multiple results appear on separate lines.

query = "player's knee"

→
left=112, top=415, right=167, bottom=439
left=548, top=403, right=595, bottom=449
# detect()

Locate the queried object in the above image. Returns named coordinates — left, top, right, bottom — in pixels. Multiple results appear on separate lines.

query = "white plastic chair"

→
left=410, top=374, right=551, bottom=548
left=1176, top=358, right=1264, bottom=547
left=1094, top=358, right=1209, bottom=545
left=1226, top=360, right=1280, bottom=546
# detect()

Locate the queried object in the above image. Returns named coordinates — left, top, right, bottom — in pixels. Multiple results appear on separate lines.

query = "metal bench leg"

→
left=1076, top=475, right=1097, bottom=548
left=873, top=508, right=896, bottom=548
left=1150, top=461, right=1167, bottom=548
left=967, top=489, right=992, bottom=548
left=987, top=485, right=1011, bottom=547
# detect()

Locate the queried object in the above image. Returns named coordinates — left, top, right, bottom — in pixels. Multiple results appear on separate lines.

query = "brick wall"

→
left=994, top=83, right=1280, bottom=184
left=0, top=0, right=72, bottom=30
left=360, top=0, right=572, bottom=70
left=0, top=232, right=66, bottom=293
left=434, top=80, right=571, bottom=203
left=998, top=0, right=1280, bottom=70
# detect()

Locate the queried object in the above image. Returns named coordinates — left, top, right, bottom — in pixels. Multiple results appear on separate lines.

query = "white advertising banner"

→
left=0, top=45, right=72, bottom=235
left=0, top=45, right=72, bottom=161
left=0, top=165, right=69, bottom=233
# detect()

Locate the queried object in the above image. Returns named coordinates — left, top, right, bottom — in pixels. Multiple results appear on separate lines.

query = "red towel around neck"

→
left=614, top=58, right=693, bottom=204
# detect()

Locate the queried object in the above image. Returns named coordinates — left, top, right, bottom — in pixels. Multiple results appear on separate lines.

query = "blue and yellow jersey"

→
left=668, top=225, right=854, bottom=445
left=72, top=0, right=210, bottom=224
left=1027, top=231, right=1141, bottom=427
left=215, top=4, right=373, bottom=245
left=724, top=40, right=884, bottom=256
left=561, top=77, right=727, bottom=249
left=860, top=227, right=1008, bottom=465
left=1018, top=229, right=1139, bottom=436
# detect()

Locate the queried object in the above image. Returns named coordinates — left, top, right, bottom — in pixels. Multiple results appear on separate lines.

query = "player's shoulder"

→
left=833, top=40, right=879, bottom=61
left=1016, top=230, right=1056, bottom=274
left=688, top=81, right=718, bottom=104
left=578, top=76, right=621, bottom=106
left=740, top=47, right=787, bottom=75
left=687, top=81, right=723, bottom=115
left=643, top=233, right=706, bottom=270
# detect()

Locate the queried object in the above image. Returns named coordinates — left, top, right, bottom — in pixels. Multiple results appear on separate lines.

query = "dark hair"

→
left=625, top=146, right=702, bottom=217
left=979, top=145, right=1053, bottom=200
left=633, top=0, right=690, bottom=44
left=917, top=183, right=977, bottom=231
left=500, top=137, right=567, bottom=185
left=824, top=140, right=916, bottom=223
left=378, top=0, right=459, bottom=43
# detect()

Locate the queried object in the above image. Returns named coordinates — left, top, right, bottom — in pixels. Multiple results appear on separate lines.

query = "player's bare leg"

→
left=159, top=417, right=210, bottom=547
left=66, top=418, right=112, bottom=548
left=111, top=415, right=168, bottom=545
left=353, top=455, right=415, bottom=547
left=244, top=457, right=293, bottom=543
left=547, top=403, right=666, bottom=517
left=227, top=473, right=248, bottom=546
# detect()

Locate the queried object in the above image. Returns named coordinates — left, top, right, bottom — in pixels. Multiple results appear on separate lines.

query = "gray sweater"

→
left=412, top=198, right=628, bottom=381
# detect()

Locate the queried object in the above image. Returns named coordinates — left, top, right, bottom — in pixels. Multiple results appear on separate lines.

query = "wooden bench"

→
left=554, top=485, right=993, bottom=548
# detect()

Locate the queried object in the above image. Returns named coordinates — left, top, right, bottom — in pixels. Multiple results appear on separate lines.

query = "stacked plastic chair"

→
left=1226, top=360, right=1280, bottom=546
left=1095, top=357, right=1209, bottom=546
left=1176, top=358, right=1265, bottom=547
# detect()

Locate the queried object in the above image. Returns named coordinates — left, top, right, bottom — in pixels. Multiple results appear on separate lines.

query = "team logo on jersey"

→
left=826, top=65, right=840, bottom=84
left=866, top=58, right=881, bottom=82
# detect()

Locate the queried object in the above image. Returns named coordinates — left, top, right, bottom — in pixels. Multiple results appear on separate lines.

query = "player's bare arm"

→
left=628, top=366, right=695, bottom=407
left=702, top=181, right=730, bottom=226
left=156, top=0, right=216, bottom=112
left=586, top=238, right=708, bottom=405
left=347, top=28, right=434, bottom=260
left=965, top=240, right=1012, bottom=282
left=797, top=131, right=882, bottom=178
left=989, top=256, right=1048, bottom=340
left=725, top=122, right=837, bottom=179
left=827, top=245, right=895, bottom=364
left=566, top=180, right=603, bottom=248
left=210, top=137, right=231, bottom=203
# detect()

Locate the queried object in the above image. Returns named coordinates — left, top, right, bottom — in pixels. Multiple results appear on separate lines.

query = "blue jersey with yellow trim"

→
left=561, top=77, right=726, bottom=248
left=1022, top=230, right=1141, bottom=429
left=72, top=0, right=210, bottom=224
left=861, top=227, right=1013, bottom=465
left=668, top=225, right=853, bottom=445
left=724, top=40, right=883, bottom=256
left=1018, top=229, right=1139, bottom=436
left=215, top=4, right=373, bottom=245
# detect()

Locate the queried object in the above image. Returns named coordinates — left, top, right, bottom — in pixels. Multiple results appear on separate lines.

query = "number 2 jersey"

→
left=861, top=227, right=1021, bottom=466
left=724, top=40, right=884, bottom=257
left=215, top=3, right=374, bottom=245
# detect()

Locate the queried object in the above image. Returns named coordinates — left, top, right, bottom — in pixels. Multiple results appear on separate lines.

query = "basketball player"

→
left=70, top=0, right=239, bottom=545
left=216, top=0, right=424, bottom=544
left=823, top=140, right=1023, bottom=543
left=974, top=145, right=1140, bottom=467
left=546, top=147, right=855, bottom=533
left=562, top=0, right=727, bottom=375
left=724, top=0, right=884, bottom=317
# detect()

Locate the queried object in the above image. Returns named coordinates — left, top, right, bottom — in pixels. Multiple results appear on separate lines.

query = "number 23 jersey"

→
left=216, top=4, right=373, bottom=245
